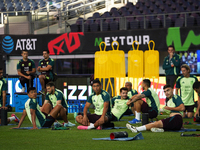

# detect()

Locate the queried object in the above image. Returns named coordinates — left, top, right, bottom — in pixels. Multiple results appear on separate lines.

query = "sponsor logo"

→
left=94, top=35, right=150, bottom=46
left=2, top=36, right=14, bottom=54
left=166, top=27, right=200, bottom=51
left=48, top=32, right=84, bottom=55
left=15, top=38, right=37, bottom=51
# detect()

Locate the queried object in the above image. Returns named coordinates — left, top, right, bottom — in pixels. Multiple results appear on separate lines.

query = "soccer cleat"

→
left=151, top=128, right=164, bottom=132
left=11, top=114, right=20, bottom=123
left=77, top=125, right=89, bottom=130
left=39, top=89, right=45, bottom=95
left=54, top=121, right=63, bottom=127
left=126, top=123, right=138, bottom=133
left=63, top=121, right=76, bottom=127
left=128, top=118, right=141, bottom=124
left=21, top=87, right=25, bottom=92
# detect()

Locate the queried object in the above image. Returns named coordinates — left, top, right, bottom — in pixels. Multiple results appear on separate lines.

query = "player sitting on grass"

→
left=110, top=87, right=133, bottom=121
left=0, top=67, right=20, bottom=124
left=127, top=79, right=160, bottom=124
left=13, top=87, right=72, bottom=129
left=126, top=84, right=185, bottom=132
left=41, top=82, right=75, bottom=127
left=193, top=81, right=200, bottom=118
left=76, top=79, right=111, bottom=130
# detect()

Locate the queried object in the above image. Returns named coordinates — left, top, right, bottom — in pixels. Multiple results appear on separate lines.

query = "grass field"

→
left=1, top=112, right=200, bottom=150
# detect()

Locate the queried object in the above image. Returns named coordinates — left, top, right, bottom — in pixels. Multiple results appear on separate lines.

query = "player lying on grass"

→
left=126, top=84, right=185, bottom=132
left=13, top=87, right=72, bottom=129
left=0, top=67, right=20, bottom=124
left=193, top=81, right=200, bottom=118
left=110, top=87, right=134, bottom=121
left=127, top=79, right=160, bottom=124
left=40, top=82, right=75, bottom=127
left=76, top=79, right=111, bottom=130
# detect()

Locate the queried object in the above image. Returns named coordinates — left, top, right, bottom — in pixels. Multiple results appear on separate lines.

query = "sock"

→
left=87, top=123, right=95, bottom=129
left=8, top=116, right=15, bottom=122
left=136, top=125, right=146, bottom=132
left=135, top=111, right=141, bottom=120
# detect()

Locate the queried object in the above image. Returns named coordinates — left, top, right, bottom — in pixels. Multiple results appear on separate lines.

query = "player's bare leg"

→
left=76, top=115, right=90, bottom=126
left=94, top=116, right=109, bottom=128
left=187, top=112, right=193, bottom=118
left=39, top=75, right=46, bottom=90
left=41, top=103, right=52, bottom=114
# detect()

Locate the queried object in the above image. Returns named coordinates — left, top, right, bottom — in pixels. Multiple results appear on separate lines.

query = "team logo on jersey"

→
left=48, top=32, right=84, bottom=55
left=22, top=64, right=24, bottom=67
left=47, top=62, right=49, bottom=65
left=28, top=63, right=31, bottom=66
left=2, top=36, right=14, bottom=54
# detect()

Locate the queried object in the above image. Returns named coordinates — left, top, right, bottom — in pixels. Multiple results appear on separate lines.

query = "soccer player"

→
left=126, top=85, right=185, bottom=132
left=176, top=64, right=198, bottom=118
left=41, top=82, right=75, bottom=127
left=192, top=81, right=200, bottom=118
left=37, top=50, right=54, bottom=94
left=162, top=45, right=181, bottom=88
left=0, top=68, right=20, bottom=124
left=76, top=79, right=111, bottom=129
left=17, top=50, right=36, bottom=92
left=13, top=87, right=71, bottom=129
left=110, top=87, right=133, bottom=121
left=127, top=79, right=160, bottom=124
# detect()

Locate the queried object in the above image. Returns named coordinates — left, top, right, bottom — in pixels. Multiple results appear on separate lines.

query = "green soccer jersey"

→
left=87, top=89, right=111, bottom=116
left=45, top=89, right=68, bottom=109
left=25, top=98, right=46, bottom=127
left=176, top=75, right=198, bottom=106
left=142, top=88, right=160, bottom=113
left=127, top=89, right=138, bottom=98
left=111, top=96, right=132, bottom=120
left=164, top=95, right=184, bottom=115
left=0, top=77, right=8, bottom=107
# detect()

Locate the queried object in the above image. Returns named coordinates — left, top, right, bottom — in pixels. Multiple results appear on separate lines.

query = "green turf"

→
left=0, top=112, right=200, bottom=150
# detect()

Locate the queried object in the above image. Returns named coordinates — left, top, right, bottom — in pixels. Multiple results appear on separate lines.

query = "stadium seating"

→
left=70, top=0, right=200, bottom=32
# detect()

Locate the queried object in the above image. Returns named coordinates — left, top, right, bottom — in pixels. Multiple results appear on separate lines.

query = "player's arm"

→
left=27, top=68, right=36, bottom=74
left=38, top=65, right=52, bottom=72
left=17, top=69, right=30, bottom=79
left=127, top=94, right=145, bottom=105
left=164, top=103, right=185, bottom=111
left=82, top=102, right=91, bottom=126
left=171, top=55, right=181, bottom=67
left=30, top=109, right=38, bottom=129
left=56, top=100, right=62, bottom=105
left=13, top=109, right=27, bottom=129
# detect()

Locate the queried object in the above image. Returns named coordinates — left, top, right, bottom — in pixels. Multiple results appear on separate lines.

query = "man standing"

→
left=126, top=85, right=185, bottom=132
left=76, top=79, right=111, bottom=130
left=0, top=68, right=20, bottom=124
left=176, top=64, right=198, bottom=118
left=17, top=50, right=36, bottom=92
left=13, top=87, right=71, bottom=129
left=41, top=82, right=75, bottom=127
left=127, top=79, right=160, bottom=124
left=37, top=50, right=54, bottom=94
left=162, top=45, right=181, bottom=88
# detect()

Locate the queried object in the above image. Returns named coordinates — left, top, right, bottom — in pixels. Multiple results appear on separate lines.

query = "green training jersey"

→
left=142, top=88, right=160, bottom=113
left=45, top=88, right=68, bottom=109
left=87, top=89, right=111, bottom=116
left=0, top=77, right=7, bottom=107
left=164, top=95, right=184, bottom=115
left=176, top=75, right=198, bottom=106
left=39, top=58, right=54, bottom=80
left=25, top=98, right=46, bottom=127
left=127, top=89, right=138, bottom=98
left=111, top=96, right=132, bottom=120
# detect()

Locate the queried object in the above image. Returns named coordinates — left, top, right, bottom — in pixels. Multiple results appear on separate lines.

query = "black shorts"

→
left=109, top=114, right=118, bottom=121
left=141, top=101, right=158, bottom=119
left=42, top=112, right=55, bottom=127
left=184, top=105, right=195, bottom=112
left=87, top=114, right=102, bottom=123
left=161, top=114, right=183, bottom=131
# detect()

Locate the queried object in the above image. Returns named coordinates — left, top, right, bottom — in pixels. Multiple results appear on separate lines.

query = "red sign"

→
left=48, top=32, right=84, bottom=55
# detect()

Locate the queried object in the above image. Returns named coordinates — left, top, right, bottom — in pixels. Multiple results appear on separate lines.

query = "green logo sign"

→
left=166, top=27, right=200, bottom=51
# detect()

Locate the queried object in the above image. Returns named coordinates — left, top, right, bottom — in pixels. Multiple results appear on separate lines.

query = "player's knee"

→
left=39, top=75, right=44, bottom=80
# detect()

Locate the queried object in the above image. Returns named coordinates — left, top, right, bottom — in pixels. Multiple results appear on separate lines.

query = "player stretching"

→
left=13, top=87, right=71, bottom=129
left=126, top=84, right=185, bottom=132
left=176, top=64, right=198, bottom=118
left=76, top=79, right=111, bottom=129
left=127, top=79, right=160, bottom=124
